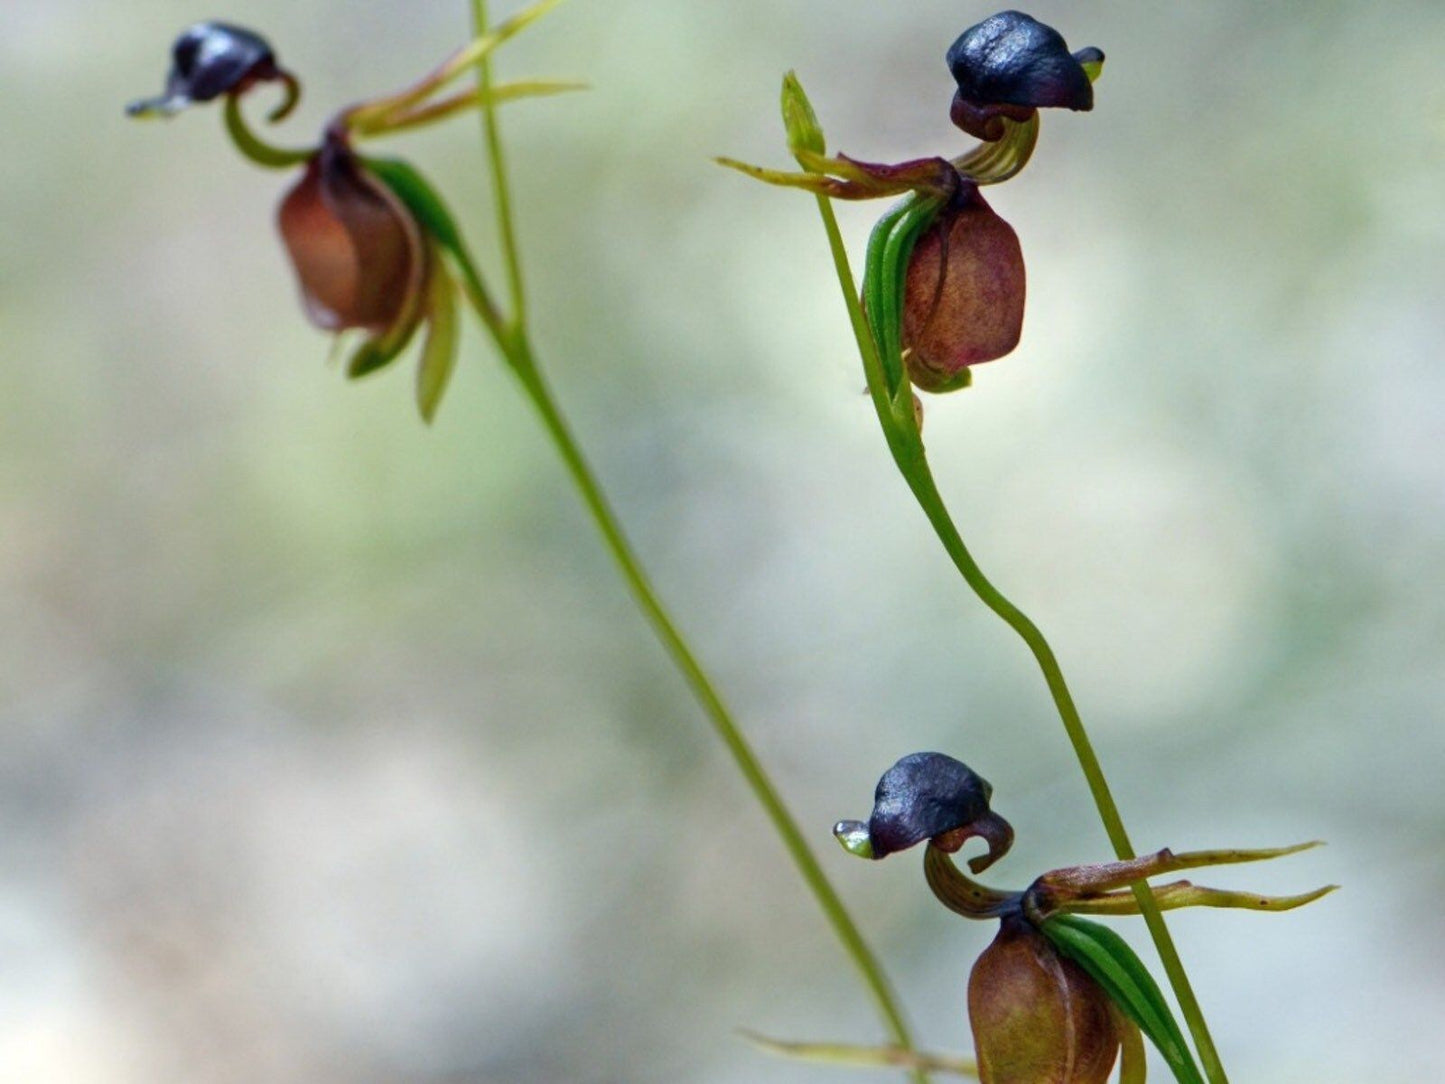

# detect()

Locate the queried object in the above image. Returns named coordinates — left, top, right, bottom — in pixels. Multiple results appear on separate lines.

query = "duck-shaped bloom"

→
left=721, top=11, right=1105, bottom=398
left=127, top=21, right=299, bottom=119
left=125, top=16, right=582, bottom=419
left=832, top=752, right=1333, bottom=1084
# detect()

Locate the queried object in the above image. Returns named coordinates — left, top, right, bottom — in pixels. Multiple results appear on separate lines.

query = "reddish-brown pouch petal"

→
left=968, top=917, right=1122, bottom=1084
left=277, top=134, right=426, bottom=334
left=902, top=185, right=1024, bottom=393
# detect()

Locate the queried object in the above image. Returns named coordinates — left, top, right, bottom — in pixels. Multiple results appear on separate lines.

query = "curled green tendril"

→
left=953, top=113, right=1039, bottom=185
left=222, top=94, right=313, bottom=169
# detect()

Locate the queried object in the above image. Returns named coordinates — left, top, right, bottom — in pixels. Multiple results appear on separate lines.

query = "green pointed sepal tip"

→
left=832, top=819, right=875, bottom=859
left=780, top=70, right=826, bottom=160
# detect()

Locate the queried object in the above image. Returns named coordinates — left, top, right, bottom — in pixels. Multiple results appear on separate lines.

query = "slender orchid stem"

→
left=809, top=191, right=1230, bottom=1084
left=464, top=4, right=927, bottom=1078
left=471, top=0, right=528, bottom=329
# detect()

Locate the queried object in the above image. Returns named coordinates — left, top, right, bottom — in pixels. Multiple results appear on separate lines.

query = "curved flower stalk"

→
left=128, top=9, right=929, bottom=1078
left=759, top=754, right=1332, bottom=1084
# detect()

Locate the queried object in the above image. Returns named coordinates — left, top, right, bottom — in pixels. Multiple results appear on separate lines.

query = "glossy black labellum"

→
left=862, top=752, right=1014, bottom=868
left=128, top=22, right=288, bottom=116
left=947, top=10, right=1098, bottom=113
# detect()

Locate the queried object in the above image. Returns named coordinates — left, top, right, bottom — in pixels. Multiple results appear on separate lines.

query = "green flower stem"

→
left=809, top=192, right=1229, bottom=1084
left=467, top=4, right=926, bottom=1079
left=504, top=343, right=925, bottom=1081
left=472, top=0, right=528, bottom=330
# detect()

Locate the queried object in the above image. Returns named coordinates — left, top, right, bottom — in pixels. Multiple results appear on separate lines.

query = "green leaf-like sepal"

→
left=781, top=71, right=826, bottom=159
left=1041, top=914, right=1205, bottom=1084
left=416, top=261, right=459, bottom=422
left=365, top=156, right=503, bottom=333
left=862, top=194, right=947, bottom=402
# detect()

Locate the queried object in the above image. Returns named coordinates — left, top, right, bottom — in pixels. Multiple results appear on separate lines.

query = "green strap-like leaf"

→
left=1041, top=914, right=1205, bottom=1084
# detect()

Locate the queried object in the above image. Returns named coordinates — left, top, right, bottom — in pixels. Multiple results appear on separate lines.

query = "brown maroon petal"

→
left=949, top=96, right=1036, bottom=143
left=902, top=185, right=1024, bottom=393
left=277, top=135, right=426, bottom=334
left=968, top=917, right=1122, bottom=1084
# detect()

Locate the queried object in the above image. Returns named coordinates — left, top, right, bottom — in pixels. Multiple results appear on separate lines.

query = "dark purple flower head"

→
left=128, top=22, right=297, bottom=118
left=948, top=11, right=1098, bottom=112
left=835, top=752, right=1015, bottom=870
left=946, top=12, right=1102, bottom=141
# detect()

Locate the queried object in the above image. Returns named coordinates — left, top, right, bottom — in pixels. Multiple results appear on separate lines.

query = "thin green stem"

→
left=465, top=5, right=926, bottom=1077
left=503, top=344, right=925, bottom=1080
left=811, top=194, right=1229, bottom=1084
left=471, top=0, right=528, bottom=328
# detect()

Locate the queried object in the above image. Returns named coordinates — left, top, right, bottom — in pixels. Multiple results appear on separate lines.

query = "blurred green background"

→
left=2, top=2, right=1442, bottom=1081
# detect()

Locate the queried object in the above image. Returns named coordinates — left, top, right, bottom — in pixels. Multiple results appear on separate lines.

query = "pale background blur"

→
left=2, top=2, right=1442, bottom=1081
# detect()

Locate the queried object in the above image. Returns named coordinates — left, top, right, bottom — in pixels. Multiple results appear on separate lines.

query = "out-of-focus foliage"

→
left=1, top=2, right=1441, bottom=1081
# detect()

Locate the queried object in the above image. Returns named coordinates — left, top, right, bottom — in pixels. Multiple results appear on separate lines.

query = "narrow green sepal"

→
left=862, top=193, right=947, bottom=401
left=1119, top=1020, right=1147, bottom=1084
left=781, top=71, right=826, bottom=159
left=416, top=262, right=459, bottom=422
left=365, top=156, right=502, bottom=331
left=364, top=157, right=467, bottom=263
left=862, top=196, right=919, bottom=398
left=346, top=319, right=418, bottom=378
left=1041, top=914, right=1206, bottom=1084
left=740, top=1031, right=978, bottom=1077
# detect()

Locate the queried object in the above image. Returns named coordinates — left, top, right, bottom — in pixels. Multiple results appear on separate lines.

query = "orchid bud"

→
left=127, top=22, right=296, bottom=118
left=781, top=71, right=825, bottom=158
left=969, top=916, right=1122, bottom=1084
left=901, top=184, right=1025, bottom=393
